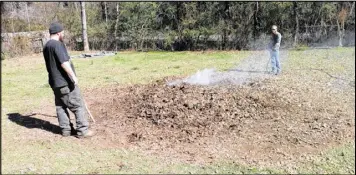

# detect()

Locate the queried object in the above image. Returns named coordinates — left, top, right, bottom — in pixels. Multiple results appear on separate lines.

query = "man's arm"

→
left=267, top=36, right=273, bottom=50
left=54, top=43, right=78, bottom=85
left=61, top=61, right=78, bottom=85
left=275, top=33, right=282, bottom=49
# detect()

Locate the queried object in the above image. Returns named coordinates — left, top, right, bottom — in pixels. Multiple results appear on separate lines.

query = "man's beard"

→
left=59, top=35, right=64, bottom=42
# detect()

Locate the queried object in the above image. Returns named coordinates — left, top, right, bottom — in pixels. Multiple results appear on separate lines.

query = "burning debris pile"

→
left=100, top=78, right=353, bottom=146
left=90, top=75, right=353, bottom=165
left=122, top=82, right=280, bottom=134
left=87, top=50, right=353, bottom=165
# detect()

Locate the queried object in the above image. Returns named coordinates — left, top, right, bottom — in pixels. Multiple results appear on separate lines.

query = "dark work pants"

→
left=52, top=85, right=89, bottom=135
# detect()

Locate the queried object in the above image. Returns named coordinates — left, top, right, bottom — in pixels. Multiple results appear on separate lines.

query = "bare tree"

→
left=104, top=2, right=108, bottom=23
left=3, top=2, right=16, bottom=33
left=293, top=2, right=299, bottom=46
left=253, top=2, right=259, bottom=41
left=80, top=1, right=90, bottom=51
left=114, top=2, right=120, bottom=51
left=74, top=2, right=79, bottom=12
left=336, top=4, right=347, bottom=47
left=25, top=2, right=31, bottom=31
left=100, top=2, right=108, bottom=23
left=349, top=2, right=355, bottom=16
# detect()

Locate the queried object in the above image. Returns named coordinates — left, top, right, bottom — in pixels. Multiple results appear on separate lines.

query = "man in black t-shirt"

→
left=43, top=22, right=94, bottom=138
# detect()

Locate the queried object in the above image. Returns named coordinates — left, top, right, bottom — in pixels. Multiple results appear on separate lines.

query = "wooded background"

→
left=1, top=2, right=355, bottom=58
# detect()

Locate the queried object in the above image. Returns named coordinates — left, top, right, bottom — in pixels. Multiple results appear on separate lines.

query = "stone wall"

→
left=1, top=30, right=50, bottom=56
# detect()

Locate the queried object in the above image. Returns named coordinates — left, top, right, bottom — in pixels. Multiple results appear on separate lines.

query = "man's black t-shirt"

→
left=43, top=40, right=76, bottom=88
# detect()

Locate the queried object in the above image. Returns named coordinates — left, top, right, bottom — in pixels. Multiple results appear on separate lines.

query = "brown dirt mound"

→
left=88, top=77, right=354, bottom=168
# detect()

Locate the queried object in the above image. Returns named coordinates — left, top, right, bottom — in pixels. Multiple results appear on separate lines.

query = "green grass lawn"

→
left=2, top=48, right=355, bottom=174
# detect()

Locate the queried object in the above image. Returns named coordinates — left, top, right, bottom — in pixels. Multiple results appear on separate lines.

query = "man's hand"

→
left=61, top=61, right=78, bottom=85
left=72, top=76, right=78, bottom=85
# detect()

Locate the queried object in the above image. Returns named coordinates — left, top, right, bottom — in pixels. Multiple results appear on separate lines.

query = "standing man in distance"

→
left=43, top=22, right=94, bottom=138
left=268, top=25, right=282, bottom=75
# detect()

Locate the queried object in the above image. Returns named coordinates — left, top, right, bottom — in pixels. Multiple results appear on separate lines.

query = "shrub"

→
left=294, top=44, right=309, bottom=51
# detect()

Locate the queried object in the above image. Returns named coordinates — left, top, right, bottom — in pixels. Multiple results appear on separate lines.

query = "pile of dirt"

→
left=119, top=81, right=293, bottom=142
left=89, top=77, right=354, bottom=167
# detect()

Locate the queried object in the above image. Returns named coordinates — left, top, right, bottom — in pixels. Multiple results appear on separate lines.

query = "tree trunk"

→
left=104, top=2, right=108, bottom=23
left=139, top=19, right=148, bottom=51
left=337, top=18, right=345, bottom=47
left=293, top=2, right=299, bottom=47
left=176, top=2, right=181, bottom=31
left=114, top=2, right=120, bottom=51
left=80, top=1, right=90, bottom=51
left=253, top=2, right=259, bottom=41
left=336, top=19, right=342, bottom=47
left=222, top=28, right=226, bottom=50
left=100, top=2, right=108, bottom=23
left=349, top=2, right=355, bottom=16
left=337, top=5, right=347, bottom=47
left=59, top=2, right=64, bottom=8
left=0, top=2, right=3, bottom=12
left=221, top=1, right=229, bottom=50
left=74, top=2, right=78, bottom=12
left=176, top=2, right=183, bottom=49
left=25, top=2, right=31, bottom=31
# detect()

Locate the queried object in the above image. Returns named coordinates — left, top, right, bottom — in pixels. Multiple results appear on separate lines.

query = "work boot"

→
left=62, top=129, right=77, bottom=137
left=62, top=131, right=71, bottom=137
left=76, top=130, right=95, bottom=139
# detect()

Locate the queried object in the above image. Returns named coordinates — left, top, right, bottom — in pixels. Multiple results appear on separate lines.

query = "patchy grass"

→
left=2, top=48, right=355, bottom=174
left=296, top=141, right=355, bottom=174
left=285, top=48, right=355, bottom=78
left=74, top=51, right=248, bottom=87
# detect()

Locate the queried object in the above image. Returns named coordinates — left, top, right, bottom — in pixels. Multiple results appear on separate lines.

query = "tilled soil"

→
left=87, top=75, right=355, bottom=169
